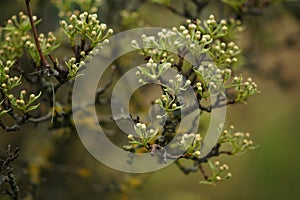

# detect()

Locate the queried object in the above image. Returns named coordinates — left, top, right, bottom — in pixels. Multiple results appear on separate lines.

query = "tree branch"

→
left=25, top=0, right=50, bottom=74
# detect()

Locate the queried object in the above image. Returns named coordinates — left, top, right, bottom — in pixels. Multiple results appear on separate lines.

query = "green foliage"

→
left=120, top=11, right=146, bottom=28
left=0, top=100, right=10, bottom=116
left=51, top=0, right=103, bottom=17
left=151, top=0, right=171, bottom=6
left=222, top=0, right=247, bottom=12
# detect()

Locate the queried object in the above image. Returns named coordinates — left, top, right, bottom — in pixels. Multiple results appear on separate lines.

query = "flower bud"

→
left=127, top=134, right=134, bottom=140
left=30, top=94, right=35, bottom=99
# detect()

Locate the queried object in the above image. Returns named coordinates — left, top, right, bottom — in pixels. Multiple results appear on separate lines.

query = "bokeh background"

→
left=0, top=0, right=300, bottom=199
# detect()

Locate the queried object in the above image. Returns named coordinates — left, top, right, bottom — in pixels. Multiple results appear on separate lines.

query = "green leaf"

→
left=199, top=180, right=215, bottom=185
left=25, top=103, right=40, bottom=112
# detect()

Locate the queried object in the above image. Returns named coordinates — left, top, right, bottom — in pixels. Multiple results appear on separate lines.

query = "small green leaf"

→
left=25, top=103, right=40, bottom=112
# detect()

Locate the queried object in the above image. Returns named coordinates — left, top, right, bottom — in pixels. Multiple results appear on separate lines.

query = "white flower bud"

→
left=68, top=25, right=74, bottom=30
left=70, top=57, right=76, bottom=63
left=188, top=23, right=197, bottom=29
left=127, top=134, right=134, bottom=140
left=222, top=26, right=228, bottom=31
left=179, top=25, right=186, bottom=31
left=103, top=39, right=109, bottom=44
left=108, top=29, right=113, bottom=34
left=141, top=123, right=146, bottom=130
left=194, top=151, right=201, bottom=156
left=70, top=15, right=76, bottom=21
left=80, top=61, right=85, bottom=66
left=195, top=134, right=201, bottom=141
left=30, top=94, right=35, bottom=99
left=100, top=23, right=107, bottom=30
left=225, top=58, right=232, bottom=63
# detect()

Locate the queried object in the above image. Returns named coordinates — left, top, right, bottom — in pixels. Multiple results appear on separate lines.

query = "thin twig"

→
left=25, top=0, right=50, bottom=73
left=198, top=163, right=209, bottom=180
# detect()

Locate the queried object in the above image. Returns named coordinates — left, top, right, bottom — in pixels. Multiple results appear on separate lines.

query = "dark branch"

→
left=25, top=0, right=50, bottom=74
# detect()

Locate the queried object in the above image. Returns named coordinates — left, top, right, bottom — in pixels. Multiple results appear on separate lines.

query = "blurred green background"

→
left=1, top=0, right=300, bottom=199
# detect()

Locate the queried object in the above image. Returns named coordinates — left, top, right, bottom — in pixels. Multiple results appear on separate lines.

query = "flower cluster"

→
left=163, top=74, right=192, bottom=94
left=0, top=60, right=20, bottom=93
left=0, top=12, right=41, bottom=61
left=7, top=90, right=41, bottom=113
left=209, top=40, right=240, bottom=67
left=178, top=133, right=202, bottom=157
left=200, top=160, right=232, bottom=185
left=127, top=123, right=159, bottom=148
left=60, top=12, right=113, bottom=49
left=229, top=76, right=259, bottom=103
left=1, top=58, right=40, bottom=114
left=25, top=32, right=60, bottom=65
left=154, top=92, right=184, bottom=119
left=218, top=125, right=257, bottom=155
left=136, top=58, right=171, bottom=83
left=0, top=12, right=43, bottom=120
left=193, top=64, right=225, bottom=97
left=132, top=14, right=241, bottom=67
left=65, top=57, right=85, bottom=79
left=193, top=64, right=259, bottom=101
left=0, top=60, right=41, bottom=115
left=125, top=15, right=258, bottom=185
left=60, top=12, right=113, bottom=79
left=131, top=29, right=182, bottom=63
